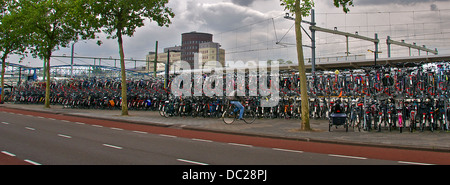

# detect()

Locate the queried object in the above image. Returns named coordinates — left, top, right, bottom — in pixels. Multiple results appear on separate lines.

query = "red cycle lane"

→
left=0, top=152, right=31, bottom=165
left=1, top=107, right=449, bottom=165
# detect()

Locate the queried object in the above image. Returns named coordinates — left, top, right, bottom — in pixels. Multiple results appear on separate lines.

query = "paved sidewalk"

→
left=1, top=103, right=449, bottom=152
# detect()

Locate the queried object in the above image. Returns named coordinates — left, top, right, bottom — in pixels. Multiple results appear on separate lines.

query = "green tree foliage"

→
left=0, top=0, right=30, bottom=103
left=10, top=0, right=98, bottom=108
left=88, top=0, right=174, bottom=116
left=280, top=0, right=353, bottom=130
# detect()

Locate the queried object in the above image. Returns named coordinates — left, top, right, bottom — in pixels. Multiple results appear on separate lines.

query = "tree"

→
left=0, top=0, right=29, bottom=103
left=280, top=0, right=353, bottom=130
left=89, top=0, right=174, bottom=116
left=14, top=0, right=97, bottom=108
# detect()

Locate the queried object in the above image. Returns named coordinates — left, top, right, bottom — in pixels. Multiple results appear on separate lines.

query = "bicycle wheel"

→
left=159, top=105, right=166, bottom=117
left=163, top=105, right=172, bottom=118
left=222, top=108, right=236, bottom=124
left=243, top=109, right=256, bottom=124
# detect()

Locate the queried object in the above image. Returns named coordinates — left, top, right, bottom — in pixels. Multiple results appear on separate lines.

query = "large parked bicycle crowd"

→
left=2, top=61, right=450, bottom=132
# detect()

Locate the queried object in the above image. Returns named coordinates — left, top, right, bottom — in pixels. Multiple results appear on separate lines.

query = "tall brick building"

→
left=181, top=31, right=213, bottom=68
left=146, top=31, right=225, bottom=73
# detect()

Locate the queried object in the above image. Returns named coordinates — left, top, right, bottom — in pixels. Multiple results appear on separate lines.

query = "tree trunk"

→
left=1, top=53, right=7, bottom=103
left=44, top=53, right=51, bottom=109
left=117, top=30, right=128, bottom=116
left=295, top=0, right=311, bottom=130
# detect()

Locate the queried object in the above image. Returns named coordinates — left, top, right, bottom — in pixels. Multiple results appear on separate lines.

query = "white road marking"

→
left=159, top=134, right=177, bottom=138
left=25, top=127, right=35, bottom=131
left=272, top=148, right=303, bottom=153
left=92, top=125, right=103, bottom=128
left=192, top=138, right=213, bottom=143
left=74, top=122, right=85, bottom=125
left=57, top=134, right=72, bottom=139
left=398, top=161, right=434, bottom=165
left=1, top=121, right=10, bottom=125
left=111, top=127, right=124, bottom=131
left=228, top=143, right=253, bottom=148
left=177, top=158, right=209, bottom=165
left=1, top=151, right=16, bottom=157
left=24, top=159, right=42, bottom=165
left=328, top=154, right=367, bottom=160
left=102, top=144, right=123, bottom=150
left=132, top=131, right=147, bottom=134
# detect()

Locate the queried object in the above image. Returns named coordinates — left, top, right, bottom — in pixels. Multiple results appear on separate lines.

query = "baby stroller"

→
left=329, top=99, right=348, bottom=132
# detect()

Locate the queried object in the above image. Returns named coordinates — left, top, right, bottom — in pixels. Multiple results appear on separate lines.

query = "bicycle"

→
left=222, top=100, right=256, bottom=124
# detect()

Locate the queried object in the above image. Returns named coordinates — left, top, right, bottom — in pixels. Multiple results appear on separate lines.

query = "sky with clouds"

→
left=9, top=0, right=450, bottom=68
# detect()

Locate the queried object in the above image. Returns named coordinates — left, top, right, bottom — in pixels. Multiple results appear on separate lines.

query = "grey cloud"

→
left=231, top=0, right=254, bottom=7
left=354, top=0, right=450, bottom=6
left=184, top=2, right=270, bottom=32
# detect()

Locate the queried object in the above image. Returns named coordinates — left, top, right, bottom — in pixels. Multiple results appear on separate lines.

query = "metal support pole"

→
left=165, top=50, right=170, bottom=89
left=154, top=41, right=158, bottom=78
left=346, top=36, right=349, bottom=57
left=387, top=36, right=391, bottom=58
left=18, top=67, right=21, bottom=85
left=71, top=43, right=74, bottom=78
left=311, top=9, right=316, bottom=73
left=374, top=33, right=378, bottom=66
left=284, top=9, right=315, bottom=73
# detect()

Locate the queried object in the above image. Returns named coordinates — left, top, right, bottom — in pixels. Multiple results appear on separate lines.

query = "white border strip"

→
left=398, top=161, right=434, bottom=165
left=328, top=154, right=367, bottom=160
left=177, top=158, right=209, bottom=165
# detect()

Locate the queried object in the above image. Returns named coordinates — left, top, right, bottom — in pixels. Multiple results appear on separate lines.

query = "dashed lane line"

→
left=177, top=158, right=209, bottom=165
left=57, top=134, right=72, bottom=139
left=398, top=161, right=434, bottom=165
left=102, top=144, right=123, bottom=150
left=272, top=148, right=304, bottom=153
left=228, top=143, right=253, bottom=148
left=25, top=127, right=36, bottom=131
left=328, top=154, right=367, bottom=160
left=2, top=151, right=41, bottom=165
left=132, top=131, right=148, bottom=134
left=1, top=151, right=16, bottom=157
left=159, top=134, right=177, bottom=138
left=24, top=159, right=42, bottom=165
left=192, top=138, right=213, bottom=143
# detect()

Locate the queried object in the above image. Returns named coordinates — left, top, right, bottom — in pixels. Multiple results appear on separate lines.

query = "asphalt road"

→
left=0, top=108, right=448, bottom=165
